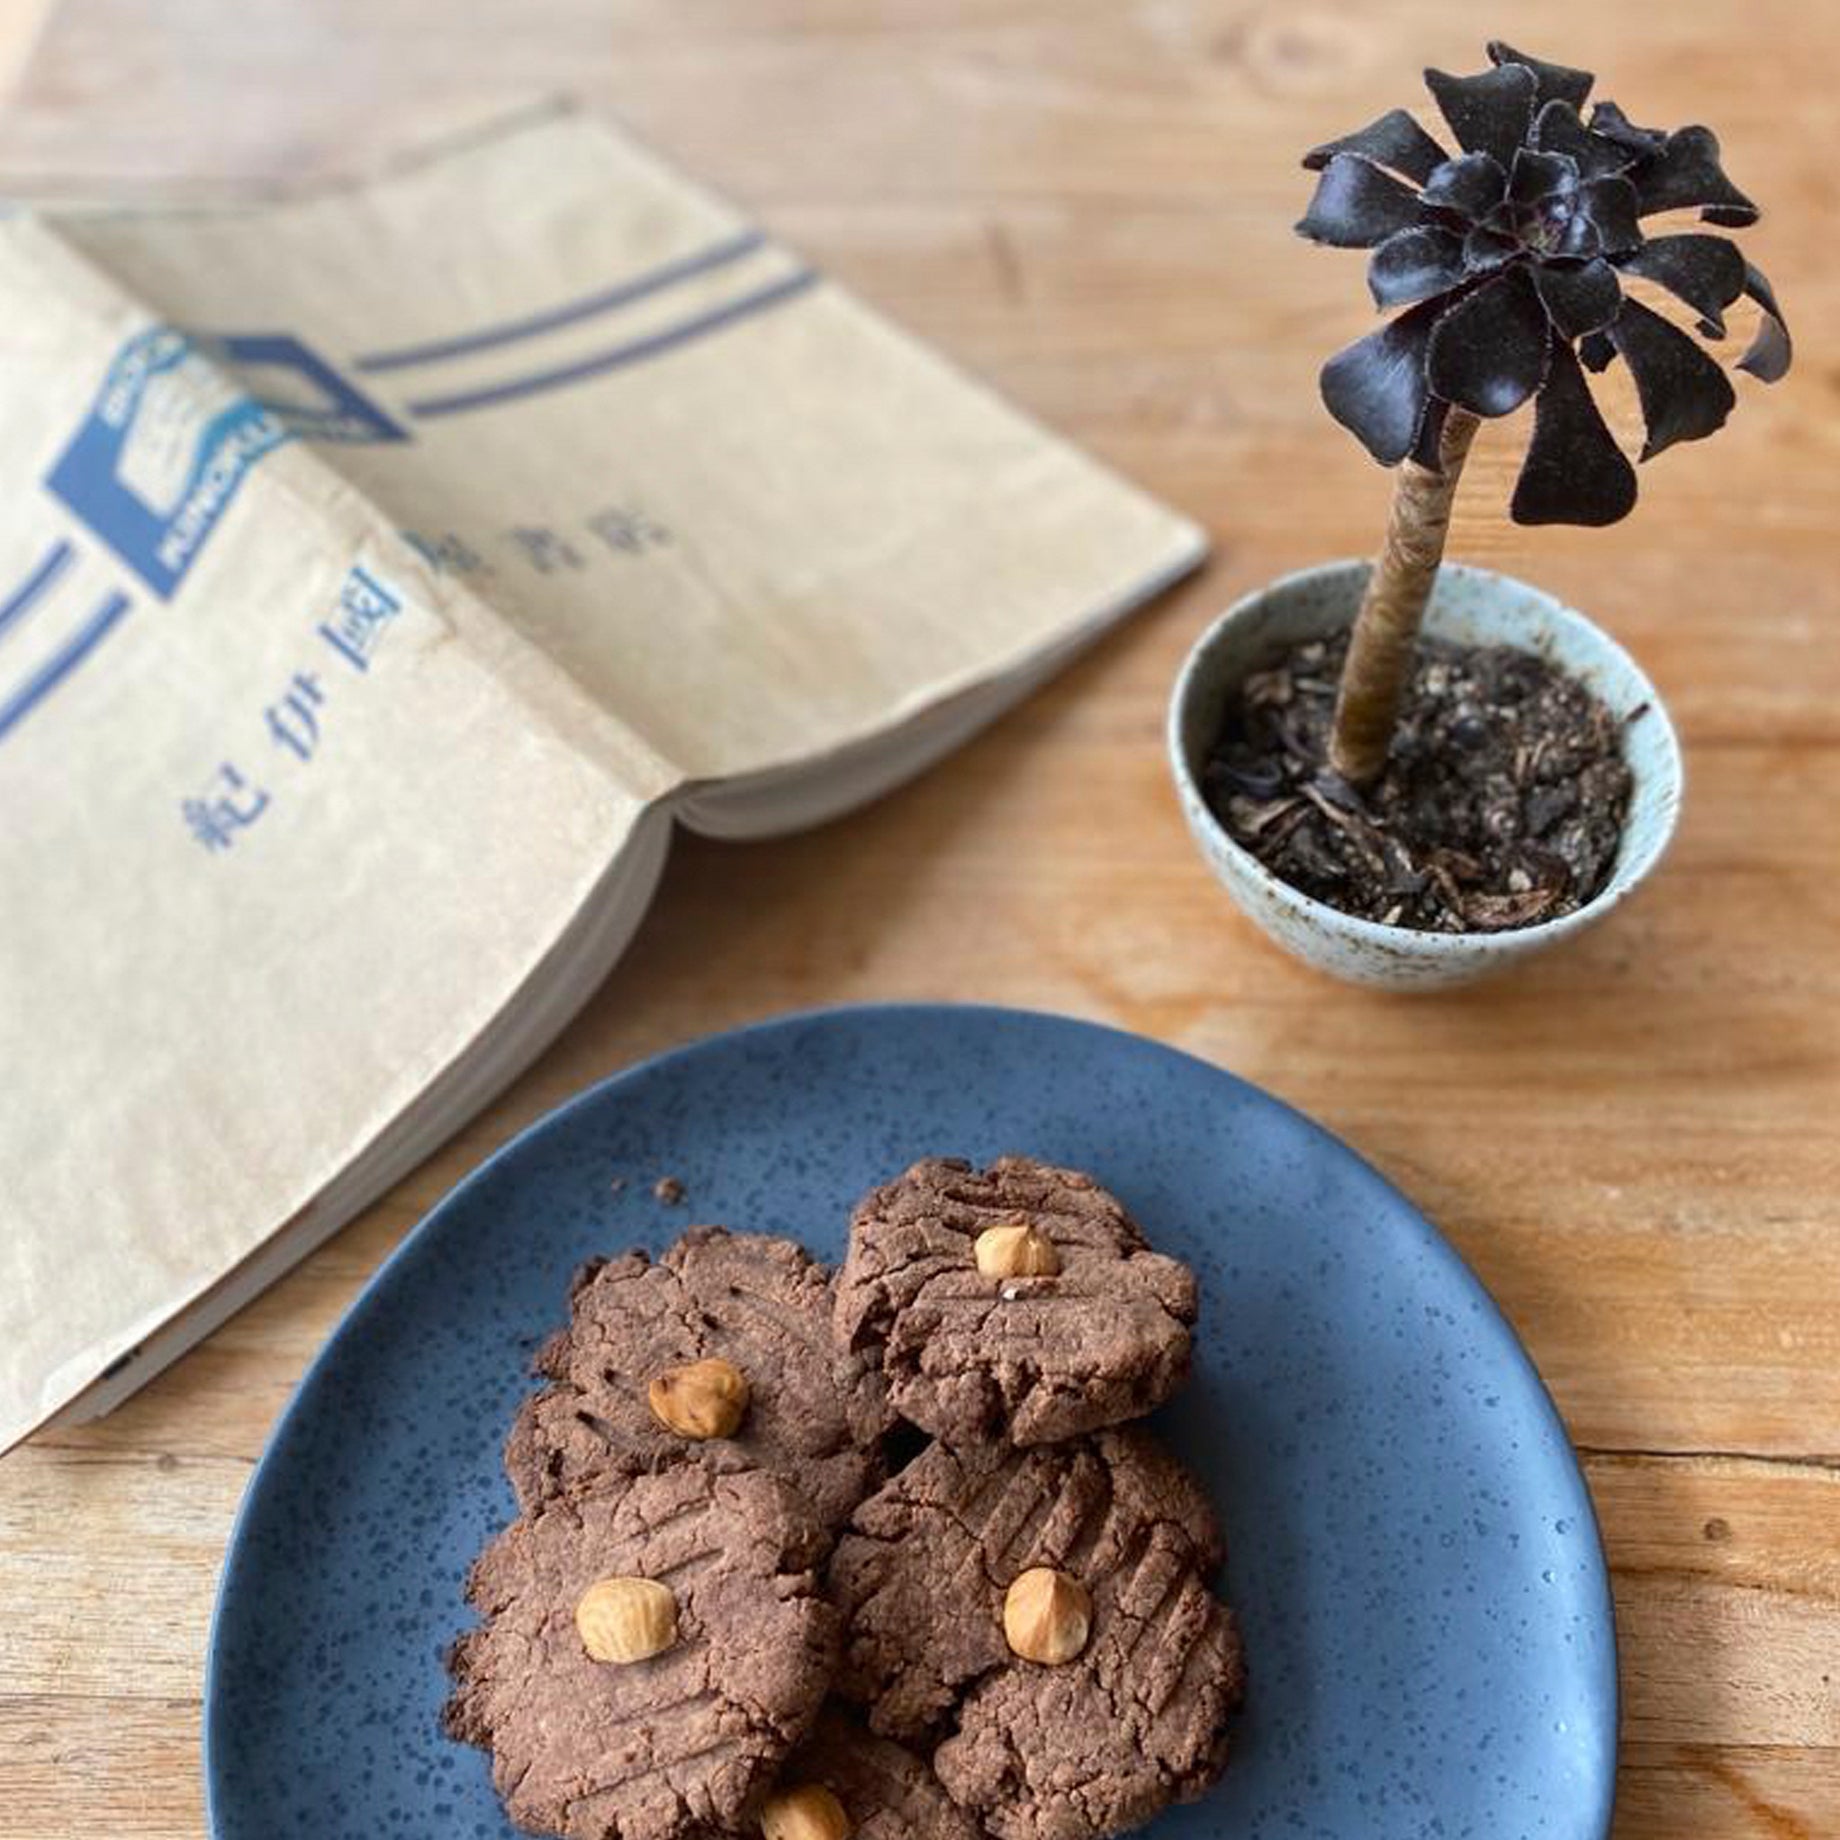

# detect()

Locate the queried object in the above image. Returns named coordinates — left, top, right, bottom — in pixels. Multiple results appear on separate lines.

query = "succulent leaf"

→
left=1409, top=396, right=1452, bottom=472
left=1579, top=329, right=1616, bottom=373
left=1736, top=262, right=1792, bottom=382
left=1554, top=212, right=1605, bottom=262
left=1319, top=300, right=1443, bottom=464
left=1426, top=267, right=1552, bottom=416
left=1486, top=41, right=1596, bottom=111
left=1532, top=100, right=1636, bottom=179
left=1304, top=108, right=1450, bottom=186
left=1368, top=226, right=1469, bottom=308
left=1421, top=151, right=1509, bottom=219
left=1297, top=153, right=1425, bottom=247
left=1614, top=234, right=1745, bottom=336
left=1631, top=125, right=1759, bottom=226
left=1608, top=298, right=1738, bottom=458
left=1511, top=342, right=1637, bottom=524
left=1577, top=175, right=1643, bottom=254
left=1462, top=224, right=1521, bottom=273
left=1533, top=259, right=1623, bottom=339
left=1508, top=146, right=1579, bottom=207
left=1588, top=100, right=1669, bottom=157
left=1425, top=63, right=1538, bottom=167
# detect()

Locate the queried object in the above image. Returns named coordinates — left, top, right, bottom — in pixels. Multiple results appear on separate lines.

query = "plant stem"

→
left=1328, top=407, right=1481, bottom=788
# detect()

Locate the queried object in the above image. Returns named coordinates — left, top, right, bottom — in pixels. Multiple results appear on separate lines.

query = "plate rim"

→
left=203, top=1000, right=1620, bottom=1839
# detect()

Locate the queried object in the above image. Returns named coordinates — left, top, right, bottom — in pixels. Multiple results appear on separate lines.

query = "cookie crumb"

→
left=607, top=1175, right=627, bottom=1194
left=653, top=1175, right=686, bottom=1205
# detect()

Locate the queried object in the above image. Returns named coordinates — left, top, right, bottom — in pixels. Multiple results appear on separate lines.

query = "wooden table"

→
left=1, top=4, right=1835, bottom=1835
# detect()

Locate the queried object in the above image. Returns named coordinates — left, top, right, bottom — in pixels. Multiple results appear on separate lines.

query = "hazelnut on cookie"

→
left=834, top=1157, right=1196, bottom=1446
left=446, top=1467, right=837, bottom=1840
left=828, top=1430, right=1245, bottom=1840
left=751, top=1704, right=984, bottom=1840
left=507, top=1227, right=892, bottom=1536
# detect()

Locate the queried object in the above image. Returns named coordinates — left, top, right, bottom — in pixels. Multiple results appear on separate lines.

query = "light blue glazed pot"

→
left=1168, top=560, right=1683, bottom=990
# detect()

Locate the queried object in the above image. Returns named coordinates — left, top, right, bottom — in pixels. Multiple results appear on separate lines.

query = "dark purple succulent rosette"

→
left=1297, top=41, right=1791, bottom=525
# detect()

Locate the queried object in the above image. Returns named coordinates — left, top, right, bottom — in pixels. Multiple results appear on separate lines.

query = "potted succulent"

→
left=1169, top=41, right=1790, bottom=988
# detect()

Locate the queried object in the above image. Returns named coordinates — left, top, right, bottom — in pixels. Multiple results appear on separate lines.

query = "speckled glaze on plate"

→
left=205, top=1005, right=1617, bottom=1840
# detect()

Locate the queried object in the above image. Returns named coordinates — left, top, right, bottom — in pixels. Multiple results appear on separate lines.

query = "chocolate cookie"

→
left=829, top=1430, right=1244, bottom=1840
left=507, top=1227, right=891, bottom=1531
left=834, top=1156, right=1196, bottom=1445
left=446, top=1466, right=837, bottom=1840
left=749, top=1704, right=984, bottom=1840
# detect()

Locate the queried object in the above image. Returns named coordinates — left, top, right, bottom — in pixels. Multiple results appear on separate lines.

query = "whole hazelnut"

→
left=973, top=1222, right=1060, bottom=1279
left=648, top=1356, right=751, bottom=1440
left=1003, top=1566, right=1091, bottom=1665
left=575, top=1575, right=678, bottom=1664
left=760, top=1781, right=850, bottom=1840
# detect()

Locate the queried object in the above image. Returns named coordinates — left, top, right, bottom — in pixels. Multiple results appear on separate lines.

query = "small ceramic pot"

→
left=1167, top=559, right=1683, bottom=990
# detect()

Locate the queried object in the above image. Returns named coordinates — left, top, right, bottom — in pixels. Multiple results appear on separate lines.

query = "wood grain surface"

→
left=0, top=4, right=1835, bottom=1837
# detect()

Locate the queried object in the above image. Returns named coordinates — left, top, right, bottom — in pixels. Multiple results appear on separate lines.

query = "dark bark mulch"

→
left=1202, top=631, right=1638, bottom=934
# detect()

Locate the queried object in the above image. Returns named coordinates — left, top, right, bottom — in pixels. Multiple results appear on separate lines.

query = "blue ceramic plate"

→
left=206, top=1005, right=1617, bottom=1840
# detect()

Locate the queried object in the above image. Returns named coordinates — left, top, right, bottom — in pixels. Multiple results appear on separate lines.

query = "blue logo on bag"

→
left=46, top=328, right=404, bottom=599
